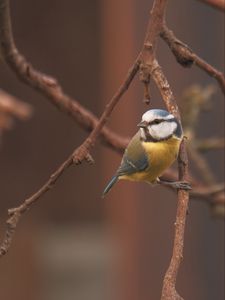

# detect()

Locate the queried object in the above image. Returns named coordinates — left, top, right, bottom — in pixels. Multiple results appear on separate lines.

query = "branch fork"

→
left=72, top=140, right=94, bottom=165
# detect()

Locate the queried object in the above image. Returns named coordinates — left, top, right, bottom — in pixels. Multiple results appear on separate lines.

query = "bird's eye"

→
left=153, top=119, right=162, bottom=124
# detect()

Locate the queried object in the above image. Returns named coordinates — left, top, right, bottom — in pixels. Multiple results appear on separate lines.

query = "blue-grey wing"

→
left=117, top=132, right=149, bottom=176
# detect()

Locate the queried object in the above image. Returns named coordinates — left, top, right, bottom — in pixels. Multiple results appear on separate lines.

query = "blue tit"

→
left=102, top=109, right=191, bottom=197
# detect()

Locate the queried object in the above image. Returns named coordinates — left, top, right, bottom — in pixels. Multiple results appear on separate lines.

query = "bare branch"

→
left=161, top=170, right=224, bottom=206
left=0, top=154, right=74, bottom=256
left=195, top=138, right=225, bottom=151
left=162, top=141, right=189, bottom=300
left=211, top=193, right=225, bottom=217
left=0, top=89, right=32, bottom=131
left=0, top=0, right=139, bottom=256
left=198, top=0, right=225, bottom=11
left=72, top=60, right=139, bottom=163
left=133, top=1, right=190, bottom=298
left=160, top=26, right=225, bottom=94
left=0, top=0, right=130, bottom=154
left=141, top=57, right=189, bottom=299
left=0, top=89, right=32, bottom=119
left=191, top=183, right=225, bottom=198
left=0, top=1, right=202, bottom=298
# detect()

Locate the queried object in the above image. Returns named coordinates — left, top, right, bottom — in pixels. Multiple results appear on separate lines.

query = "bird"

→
left=102, top=108, right=191, bottom=197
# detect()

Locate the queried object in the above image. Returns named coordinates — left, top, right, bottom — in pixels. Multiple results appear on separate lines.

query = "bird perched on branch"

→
left=103, top=109, right=191, bottom=197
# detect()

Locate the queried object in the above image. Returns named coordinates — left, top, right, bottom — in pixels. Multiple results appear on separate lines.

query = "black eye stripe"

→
left=149, top=119, right=164, bottom=125
left=149, top=118, right=176, bottom=125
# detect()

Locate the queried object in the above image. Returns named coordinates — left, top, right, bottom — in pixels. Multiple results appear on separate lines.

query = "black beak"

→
left=137, top=120, right=148, bottom=128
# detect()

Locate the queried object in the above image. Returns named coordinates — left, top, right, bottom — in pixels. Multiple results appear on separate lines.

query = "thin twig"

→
left=161, top=170, right=225, bottom=204
left=198, top=0, right=225, bottom=11
left=162, top=141, right=189, bottom=300
left=190, top=183, right=225, bottom=198
left=0, top=0, right=139, bottom=256
left=135, top=0, right=189, bottom=298
left=150, top=59, right=189, bottom=300
left=72, top=60, right=139, bottom=163
left=0, top=0, right=130, bottom=154
left=160, top=26, right=225, bottom=94
left=0, top=89, right=32, bottom=120
left=0, top=155, right=73, bottom=256
left=152, top=60, right=188, bottom=300
left=0, top=89, right=32, bottom=131
left=194, top=138, right=225, bottom=151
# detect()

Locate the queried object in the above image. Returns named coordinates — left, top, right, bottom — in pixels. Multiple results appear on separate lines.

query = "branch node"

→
left=86, top=153, right=95, bottom=164
left=144, top=41, right=153, bottom=50
left=8, top=208, right=17, bottom=216
left=42, top=75, right=58, bottom=87
left=161, top=26, right=225, bottom=93
left=173, top=44, right=194, bottom=67
left=139, top=63, right=151, bottom=83
left=161, top=28, right=194, bottom=67
left=72, top=140, right=94, bottom=165
left=139, top=63, right=151, bottom=104
left=143, top=81, right=151, bottom=104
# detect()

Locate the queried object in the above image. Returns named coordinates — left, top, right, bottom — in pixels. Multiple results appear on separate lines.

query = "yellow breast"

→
left=122, top=136, right=181, bottom=183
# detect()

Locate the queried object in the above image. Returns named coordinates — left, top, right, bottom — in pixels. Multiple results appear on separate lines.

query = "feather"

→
left=117, top=132, right=149, bottom=176
left=102, top=175, right=118, bottom=197
left=102, top=132, right=149, bottom=197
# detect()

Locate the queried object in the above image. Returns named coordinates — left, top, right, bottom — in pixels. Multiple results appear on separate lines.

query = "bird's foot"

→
left=157, top=178, right=192, bottom=191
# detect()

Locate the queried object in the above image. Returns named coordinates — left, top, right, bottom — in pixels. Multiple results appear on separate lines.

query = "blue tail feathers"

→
left=102, top=176, right=118, bottom=198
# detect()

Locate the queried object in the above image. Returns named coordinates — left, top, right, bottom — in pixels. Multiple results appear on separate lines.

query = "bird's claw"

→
left=173, top=181, right=192, bottom=191
left=157, top=178, right=192, bottom=191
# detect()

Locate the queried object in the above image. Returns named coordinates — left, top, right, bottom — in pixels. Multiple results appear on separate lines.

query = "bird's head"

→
left=137, top=109, right=182, bottom=142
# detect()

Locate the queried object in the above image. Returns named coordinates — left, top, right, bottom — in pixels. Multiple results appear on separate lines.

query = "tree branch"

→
left=135, top=1, right=190, bottom=298
left=0, top=0, right=131, bottom=154
left=191, top=183, right=225, bottom=198
left=0, top=154, right=73, bottom=256
left=0, top=0, right=140, bottom=256
left=72, top=60, right=139, bottom=163
left=195, top=138, right=225, bottom=151
left=160, top=26, right=225, bottom=94
left=0, top=89, right=32, bottom=131
left=198, top=0, right=225, bottom=11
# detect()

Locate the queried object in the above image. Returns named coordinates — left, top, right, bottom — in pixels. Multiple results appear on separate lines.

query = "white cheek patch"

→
left=149, top=121, right=177, bottom=140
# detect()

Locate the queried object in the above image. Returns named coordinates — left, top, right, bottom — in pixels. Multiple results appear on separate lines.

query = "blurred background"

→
left=0, top=0, right=224, bottom=299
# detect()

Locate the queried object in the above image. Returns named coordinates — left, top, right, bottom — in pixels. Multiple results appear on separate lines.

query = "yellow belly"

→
left=121, top=136, right=181, bottom=183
